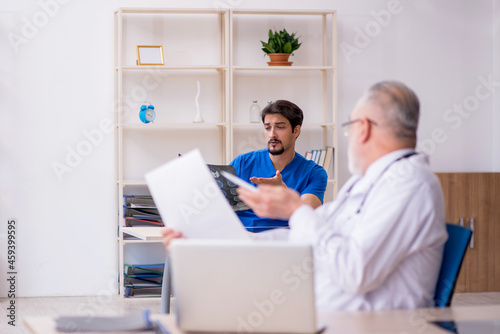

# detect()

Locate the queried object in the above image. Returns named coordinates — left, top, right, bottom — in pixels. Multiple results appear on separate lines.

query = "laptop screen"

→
left=170, top=239, right=317, bottom=334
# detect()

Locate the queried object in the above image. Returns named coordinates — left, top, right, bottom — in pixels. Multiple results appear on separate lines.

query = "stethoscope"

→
left=334, top=151, right=418, bottom=217
left=316, top=151, right=419, bottom=249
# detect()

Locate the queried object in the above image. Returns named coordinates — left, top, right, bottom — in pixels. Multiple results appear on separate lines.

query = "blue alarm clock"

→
left=139, top=104, right=156, bottom=123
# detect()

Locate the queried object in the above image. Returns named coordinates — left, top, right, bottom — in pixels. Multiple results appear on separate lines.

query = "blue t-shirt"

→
left=230, top=148, right=328, bottom=232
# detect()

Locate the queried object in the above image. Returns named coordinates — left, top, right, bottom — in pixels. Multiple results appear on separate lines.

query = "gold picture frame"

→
left=136, top=45, right=164, bottom=65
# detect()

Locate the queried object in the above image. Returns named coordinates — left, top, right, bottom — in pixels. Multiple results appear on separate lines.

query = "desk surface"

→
left=24, top=304, right=500, bottom=334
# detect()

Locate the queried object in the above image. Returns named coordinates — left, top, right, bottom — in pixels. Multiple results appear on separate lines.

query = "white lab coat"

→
left=263, top=149, right=448, bottom=311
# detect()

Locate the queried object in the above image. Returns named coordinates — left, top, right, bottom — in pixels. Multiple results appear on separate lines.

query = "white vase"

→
left=193, top=80, right=204, bottom=123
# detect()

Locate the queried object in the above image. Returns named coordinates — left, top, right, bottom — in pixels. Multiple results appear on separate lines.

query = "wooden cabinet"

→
left=436, top=173, right=500, bottom=292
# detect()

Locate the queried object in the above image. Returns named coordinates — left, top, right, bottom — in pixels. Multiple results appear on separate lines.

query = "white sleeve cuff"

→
left=251, top=228, right=290, bottom=241
left=289, top=204, right=319, bottom=243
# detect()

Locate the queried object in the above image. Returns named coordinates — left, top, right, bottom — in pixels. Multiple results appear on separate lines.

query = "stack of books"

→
left=304, top=146, right=334, bottom=173
left=123, top=263, right=164, bottom=298
left=123, top=195, right=163, bottom=227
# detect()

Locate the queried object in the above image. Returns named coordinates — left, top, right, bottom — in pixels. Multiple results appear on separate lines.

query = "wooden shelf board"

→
left=232, top=122, right=334, bottom=127
left=306, top=123, right=335, bottom=127
left=231, top=9, right=335, bottom=16
left=120, top=123, right=227, bottom=130
left=118, top=8, right=228, bottom=15
left=120, top=65, right=226, bottom=71
left=117, top=8, right=334, bottom=16
left=232, top=66, right=335, bottom=71
left=119, top=180, right=146, bottom=186
left=232, top=123, right=263, bottom=127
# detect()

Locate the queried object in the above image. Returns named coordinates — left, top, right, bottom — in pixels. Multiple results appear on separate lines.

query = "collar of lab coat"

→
left=349, top=148, right=417, bottom=195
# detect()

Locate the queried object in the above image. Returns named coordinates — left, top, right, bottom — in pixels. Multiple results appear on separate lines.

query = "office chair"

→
left=433, top=223, right=472, bottom=307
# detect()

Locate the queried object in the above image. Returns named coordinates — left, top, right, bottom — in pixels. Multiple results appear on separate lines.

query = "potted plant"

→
left=261, top=28, right=301, bottom=66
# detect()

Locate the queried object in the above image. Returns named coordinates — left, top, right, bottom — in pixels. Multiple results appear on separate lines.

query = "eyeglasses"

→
left=341, top=118, right=378, bottom=137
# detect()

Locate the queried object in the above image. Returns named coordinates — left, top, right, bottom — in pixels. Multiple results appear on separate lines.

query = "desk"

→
left=24, top=304, right=500, bottom=334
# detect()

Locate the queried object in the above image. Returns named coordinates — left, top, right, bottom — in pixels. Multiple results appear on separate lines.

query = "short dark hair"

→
left=261, top=100, right=304, bottom=131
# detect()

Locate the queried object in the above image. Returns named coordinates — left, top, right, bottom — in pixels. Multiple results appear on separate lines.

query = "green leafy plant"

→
left=260, top=28, right=301, bottom=55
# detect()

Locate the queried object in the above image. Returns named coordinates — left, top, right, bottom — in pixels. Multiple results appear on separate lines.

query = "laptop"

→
left=170, top=239, right=319, bottom=334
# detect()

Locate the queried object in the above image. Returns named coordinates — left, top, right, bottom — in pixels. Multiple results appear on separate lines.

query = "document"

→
left=145, top=149, right=249, bottom=240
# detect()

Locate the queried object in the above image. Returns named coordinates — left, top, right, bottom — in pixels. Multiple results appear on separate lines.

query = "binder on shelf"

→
left=124, top=276, right=163, bottom=287
left=123, top=195, right=157, bottom=209
left=304, top=151, right=312, bottom=160
left=123, top=263, right=164, bottom=298
left=124, top=286, right=162, bottom=298
left=323, top=146, right=334, bottom=173
left=305, top=146, right=334, bottom=173
left=123, top=207, right=161, bottom=220
left=124, top=263, right=164, bottom=277
left=311, top=150, right=318, bottom=163
left=318, top=149, right=327, bottom=166
left=123, top=195, right=162, bottom=226
left=123, top=195, right=162, bottom=223
left=124, top=273, right=164, bottom=278
left=316, top=150, right=322, bottom=164
left=124, top=217, right=164, bottom=227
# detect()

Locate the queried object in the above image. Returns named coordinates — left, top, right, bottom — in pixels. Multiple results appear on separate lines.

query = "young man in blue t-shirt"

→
left=230, top=100, right=328, bottom=232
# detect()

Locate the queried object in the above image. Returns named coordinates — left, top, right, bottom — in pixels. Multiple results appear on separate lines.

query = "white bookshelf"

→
left=114, top=8, right=337, bottom=296
left=229, top=8, right=338, bottom=197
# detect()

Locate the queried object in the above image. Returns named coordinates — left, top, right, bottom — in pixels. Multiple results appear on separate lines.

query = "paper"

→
left=145, top=149, right=249, bottom=240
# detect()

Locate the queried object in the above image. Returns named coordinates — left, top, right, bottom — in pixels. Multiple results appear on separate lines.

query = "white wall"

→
left=335, top=0, right=498, bottom=183
left=0, top=0, right=497, bottom=297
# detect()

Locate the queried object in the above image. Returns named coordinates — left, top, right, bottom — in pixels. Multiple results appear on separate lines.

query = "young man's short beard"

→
left=269, top=147, right=285, bottom=155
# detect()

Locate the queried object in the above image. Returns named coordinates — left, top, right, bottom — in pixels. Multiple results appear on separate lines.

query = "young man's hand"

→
left=250, top=170, right=287, bottom=187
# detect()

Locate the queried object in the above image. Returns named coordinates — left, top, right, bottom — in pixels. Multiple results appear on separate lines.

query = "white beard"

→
left=347, top=143, right=363, bottom=176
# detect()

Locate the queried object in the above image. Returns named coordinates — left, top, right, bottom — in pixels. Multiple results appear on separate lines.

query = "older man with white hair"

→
left=163, top=81, right=448, bottom=311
